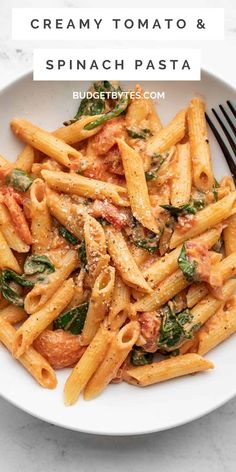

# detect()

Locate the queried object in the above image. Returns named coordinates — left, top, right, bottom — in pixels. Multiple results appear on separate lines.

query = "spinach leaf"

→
left=59, top=225, right=79, bottom=245
left=24, top=255, right=55, bottom=276
left=145, top=153, right=166, bottom=181
left=84, top=93, right=129, bottom=130
left=78, top=239, right=87, bottom=268
left=0, top=270, right=34, bottom=307
left=127, top=128, right=152, bottom=140
left=212, top=180, right=219, bottom=202
left=65, top=81, right=129, bottom=130
left=191, top=197, right=206, bottom=211
left=134, top=236, right=159, bottom=253
left=160, top=203, right=197, bottom=219
left=54, top=301, right=89, bottom=334
left=131, top=348, right=153, bottom=366
left=63, top=81, right=110, bottom=126
left=6, top=169, right=33, bottom=192
left=158, top=304, right=198, bottom=351
left=213, top=187, right=218, bottom=202
left=178, top=244, right=198, bottom=282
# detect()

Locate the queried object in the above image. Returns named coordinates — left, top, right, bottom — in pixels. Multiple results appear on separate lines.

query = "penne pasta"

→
left=224, top=214, right=236, bottom=256
left=12, top=278, right=75, bottom=358
left=133, top=269, right=188, bottom=312
left=30, top=179, right=52, bottom=253
left=64, top=323, right=114, bottom=405
left=108, top=274, right=130, bottom=330
left=84, top=321, right=140, bottom=400
left=24, top=250, right=78, bottom=314
left=53, top=114, right=103, bottom=144
left=146, top=109, right=186, bottom=156
left=187, top=251, right=236, bottom=307
left=42, top=169, right=129, bottom=207
left=84, top=215, right=108, bottom=284
left=0, top=202, right=30, bottom=253
left=106, top=227, right=152, bottom=294
left=222, top=175, right=236, bottom=255
left=170, top=192, right=236, bottom=249
left=170, top=142, right=192, bottom=206
left=11, top=118, right=83, bottom=170
left=189, top=279, right=236, bottom=330
left=187, top=283, right=208, bottom=308
left=117, top=139, right=159, bottom=233
left=15, top=144, right=34, bottom=172
left=125, top=85, right=162, bottom=134
left=125, top=354, right=214, bottom=387
left=0, top=229, right=21, bottom=273
left=187, top=97, right=214, bottom=191
left=81, top=266, right=115, bottom=345
left=144, top=226, right=223, bottom=287
left=0, top=317, right=57, bottom=389
left=45, top=187, right=84, bottom=239
left=197, top=297, right=236, bottom=356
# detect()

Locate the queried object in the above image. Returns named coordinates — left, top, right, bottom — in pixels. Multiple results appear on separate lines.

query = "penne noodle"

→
left=187, top=251, right=236, bottom=307
left=189, top=279, right=236, bottom=329
left=0, top=317, right=57, bottom=389
left=125, top=85, right=162, bottom=134
left=30, top=179, right=52, bottom=253
left=187, top=98, right=214, bottom=191
left=224, top=214, right=236, bottom=256
left=66, top=269, right=89, bottom=309
left=133, top=269, right=188, bottom=312
left=197, top=297, right=236, bottom=356
left=84, top=321, right=140, bottom=400
left=222, top=176, right=236, bottom=255
left=81, top=266, right=115, bottom=345
left=125, top=353, right=213, bottom=387
left=146, top=109, right=186, bottom=156
left=144, top=226, right=223, bottom=287
left=170, top=142, right=192, bottom=206
left=108, top=274, right=130, bottom=330
left=45, top=187, right=84, bottom=239
left=0, top=202, right=30, bottom=253
left=117, top=139, right=159, bottom=233
left=209, top=251, right=236, bottom=286
left=0, top=228, right=21, bottom=273
left=15, top=144, right=34, bottom=172
left=12, top=278, right=75, bottom=358
left=168, top=279, right=236, bottom=353
left=42, top=169, right=129, bottom=207
left=170, top=192, right=236, bottom=249
left=11, top=118, right=83, bottom=170
left=64, top=323, right=114, bottom=405
left=53, top=114, right=103, bottom=144
left=106, top=227, right=152, bottom=294
left=129, top=243, right=150, bottom=267
left=84, top=215, right=108, bottom=284
left=24, top=250, right=78, bottom=314
left=0, top=153, right=11, bottom=168
left=187, top=283, right=208, bottom=308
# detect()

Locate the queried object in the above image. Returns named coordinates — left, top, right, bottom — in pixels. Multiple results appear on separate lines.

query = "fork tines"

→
left=205, top=101, right=236, bottom=181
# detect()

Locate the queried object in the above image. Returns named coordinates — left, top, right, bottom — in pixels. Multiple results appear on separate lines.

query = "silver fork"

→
left=205, top=101, right=236, bottom=182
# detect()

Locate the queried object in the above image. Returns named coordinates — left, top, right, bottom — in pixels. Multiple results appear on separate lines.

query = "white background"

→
left=0, top=0, right=236, bottom=471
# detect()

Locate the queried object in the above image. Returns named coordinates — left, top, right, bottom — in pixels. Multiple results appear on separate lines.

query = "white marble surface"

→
left=0, top=1, right=236, bottom=471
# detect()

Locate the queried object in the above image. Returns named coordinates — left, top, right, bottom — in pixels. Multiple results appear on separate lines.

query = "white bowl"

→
left=0, top=71, right=235, bottom=436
